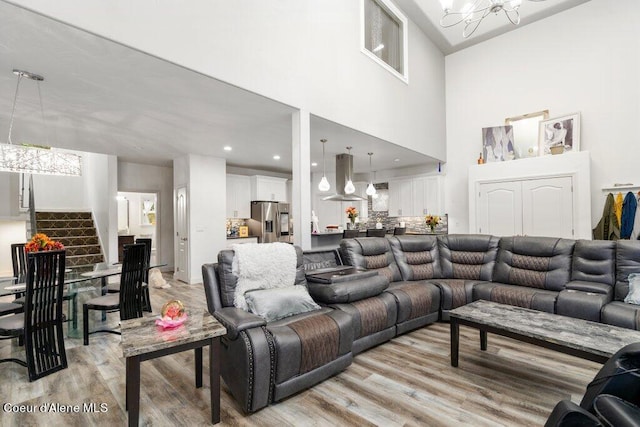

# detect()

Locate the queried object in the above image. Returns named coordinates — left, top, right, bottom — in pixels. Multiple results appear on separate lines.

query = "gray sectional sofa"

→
left=202, top=234, right=640, bottom=413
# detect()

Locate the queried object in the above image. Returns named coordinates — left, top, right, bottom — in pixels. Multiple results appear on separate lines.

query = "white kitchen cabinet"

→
left=226, top=174, right=251, bottom=218
left=413, top=176, right=443, bottom=216
left=388, top=178, right=413, bottom=217
left=476, top=176, right=573, bottom=238
left=250, top=175, right=288, bottom=202
left=225, top=237, right=258, bottom=248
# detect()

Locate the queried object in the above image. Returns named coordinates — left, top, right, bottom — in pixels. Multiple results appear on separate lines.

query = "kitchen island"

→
left=311, top=230, right=446, bottom=249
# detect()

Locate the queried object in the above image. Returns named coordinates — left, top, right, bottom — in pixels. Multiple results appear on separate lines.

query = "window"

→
left=361, top=0, right=408, bottom=82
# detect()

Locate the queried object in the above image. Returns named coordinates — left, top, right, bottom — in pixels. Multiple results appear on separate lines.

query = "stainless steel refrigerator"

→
left=248, top=201, right=293, bottom=243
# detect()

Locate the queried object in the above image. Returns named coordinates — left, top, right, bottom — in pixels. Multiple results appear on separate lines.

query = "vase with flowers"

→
left=24, top=233, right=65, bottom=253
left=425, top=215, right=440, bottom=233
left=345, top=206, right=358, bottom=230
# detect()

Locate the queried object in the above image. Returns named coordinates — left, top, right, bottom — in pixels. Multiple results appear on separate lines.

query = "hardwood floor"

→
left=0, top=276, right=600, bottom=426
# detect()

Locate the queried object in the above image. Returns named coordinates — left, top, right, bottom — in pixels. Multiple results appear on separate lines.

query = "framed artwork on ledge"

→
left=482, top=125, right=515, bottom=162
left=538, top=112, right=581, bottom=156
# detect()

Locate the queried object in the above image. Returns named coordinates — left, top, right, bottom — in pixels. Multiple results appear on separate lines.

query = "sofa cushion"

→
left=616, top=241, right=640, bottom=301
left=245, top=286, right=320, bottom=322
left=340, top=237, right=402, bottom=282
left=602, top=301, right=640, bottom=330
left=571, top=240, right=616, bottom=286
left=307, top=273, right=389, bottom=304
left=330, top=292, right=397, bottom=340
left=493, top=236, right=575, bottom=292
left=429, top=279, right=486, bottom=318
left=473, top=282, right=559, bottom=313
left=389, top=235, right=441, bottom=281
left=385, top=281, right=440, bottom=324
left=437, top=234, right=500, bottom=281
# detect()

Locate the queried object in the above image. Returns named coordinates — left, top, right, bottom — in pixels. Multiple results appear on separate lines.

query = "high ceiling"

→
left=0, top=1, right=591, bottom=176
left=396, top=0, right=591, bottom=54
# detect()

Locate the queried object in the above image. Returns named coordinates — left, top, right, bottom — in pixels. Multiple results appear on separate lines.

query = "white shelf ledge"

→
left=602, top=185, right=640, bottom=192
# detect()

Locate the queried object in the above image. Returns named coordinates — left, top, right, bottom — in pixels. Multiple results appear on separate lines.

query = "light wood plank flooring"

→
left=0, top=276, right=600, bottom=426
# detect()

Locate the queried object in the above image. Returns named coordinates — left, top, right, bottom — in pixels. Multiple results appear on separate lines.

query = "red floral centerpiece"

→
left=24, top=233, right=64, bottom=253
left=345, top=206, right=358, bottom=229
left=155, top=300, right=187, bottom=329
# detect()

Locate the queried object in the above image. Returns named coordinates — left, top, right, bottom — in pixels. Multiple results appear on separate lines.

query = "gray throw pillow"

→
left=245, top=286, right=320, bottom=322
left=624, top=273, right=640, bottom=305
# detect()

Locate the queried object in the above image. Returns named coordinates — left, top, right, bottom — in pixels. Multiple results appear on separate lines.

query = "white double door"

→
left=477, top=176, right=574, bottom=238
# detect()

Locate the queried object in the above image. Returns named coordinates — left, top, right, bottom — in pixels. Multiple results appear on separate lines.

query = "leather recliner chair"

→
left=545, top=342, right=640, bottom=426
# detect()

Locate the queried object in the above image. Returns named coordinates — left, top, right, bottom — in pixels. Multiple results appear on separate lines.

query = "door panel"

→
left=175, top=186, right=189, bottom=283
left=522, top=177, right=573, bottom=238
left=477, top=181, right=522, bottom=236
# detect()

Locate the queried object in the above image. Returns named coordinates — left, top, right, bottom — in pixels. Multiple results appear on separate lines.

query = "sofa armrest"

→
left=308, top=275, right=389, bottom=304
left=544, top=399, right=601, bottom=427
left=566, top=280, right=614, bottom=297
left=213, top=307, right=266, bottom=340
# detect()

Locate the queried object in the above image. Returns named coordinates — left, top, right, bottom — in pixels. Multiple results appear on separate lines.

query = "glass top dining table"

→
left=0, top=261, right=166, bottom=338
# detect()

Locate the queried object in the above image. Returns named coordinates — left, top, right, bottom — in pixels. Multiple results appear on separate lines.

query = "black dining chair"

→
left=0, top=249, right=68, bottom=381
left=342, top=229, right=360, bottom=238
left=105, top=238, right=152, bottom=312
left=393, top=227, right=407, bottom=235
left=366, top=228, right=386, bottom=237
left=83, top=243, right=146, bottom=345
left=12, top=242, right=78, bottom=328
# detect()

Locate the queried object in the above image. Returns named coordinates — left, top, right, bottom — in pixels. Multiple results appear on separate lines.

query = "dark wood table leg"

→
left=210, top=337, right=221, bottom=424
left=101, top=277, right=108, bottom=321
left=450, top=318, right=459, bottom=367
left=480, top=330, right=488, bottom=351
left=126, top=356, right=141, bottom=427
left=195, top=347, right=203, bottom=388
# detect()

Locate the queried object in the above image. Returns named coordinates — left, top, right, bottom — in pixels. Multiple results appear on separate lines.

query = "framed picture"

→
left=482, top=126, right=515, bottom=162
left=538, top=112, right=580, bottom=156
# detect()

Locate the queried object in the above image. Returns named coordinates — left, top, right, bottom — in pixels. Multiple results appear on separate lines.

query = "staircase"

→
left=35, top=211, right=105, bottom=267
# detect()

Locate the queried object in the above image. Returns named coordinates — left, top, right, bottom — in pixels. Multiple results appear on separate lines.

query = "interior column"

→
left=292, top=110, right=311, bottom=250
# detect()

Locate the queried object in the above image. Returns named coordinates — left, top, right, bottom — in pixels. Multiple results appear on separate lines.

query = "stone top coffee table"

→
left=449, top=300, right=640, bottom=367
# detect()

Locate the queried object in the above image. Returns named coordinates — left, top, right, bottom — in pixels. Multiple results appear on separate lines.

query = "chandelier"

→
left=439, top=0, right=540, bottom=38
left=0, top=69, right=82, bottom=176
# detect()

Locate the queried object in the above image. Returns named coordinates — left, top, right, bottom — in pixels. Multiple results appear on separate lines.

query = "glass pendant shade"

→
left=366, top=182, right=376, bottom=196
left=344, top=179, right=356, bottom=195
left=318, top=138, right=330, bottom=192
left=318, top=175, right=331, bottom=192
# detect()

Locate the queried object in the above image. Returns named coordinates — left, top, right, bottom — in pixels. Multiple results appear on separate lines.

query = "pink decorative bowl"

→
left=155, top=314, right=188, bottom=329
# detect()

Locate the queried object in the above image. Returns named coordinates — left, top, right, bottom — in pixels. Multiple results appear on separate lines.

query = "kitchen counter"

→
left=226, top=235, right=258, bottom=240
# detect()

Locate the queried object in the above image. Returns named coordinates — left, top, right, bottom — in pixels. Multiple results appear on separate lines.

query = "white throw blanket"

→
left=232, top=242, right=297, bottom=310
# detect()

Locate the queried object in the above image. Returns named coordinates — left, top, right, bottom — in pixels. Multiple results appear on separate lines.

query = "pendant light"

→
left=366, top=152, right=376, bottom=196
left=344, top=146, right=356, bottom=195
left=0, top=69, right=82, bottom=176
left=318, top=139, right=331, bottom=192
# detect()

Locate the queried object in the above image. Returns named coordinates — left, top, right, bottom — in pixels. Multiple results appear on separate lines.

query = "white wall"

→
left=118, top=161, right=174, bottom=269
left=444, top=0, right=640, bottom=233
left=173, top=154, right=226, bottom=284
left=83, top=152, right=118, bottom=263
left=12, top=0, right=447, bottom=161
left=0, top=173, right=22, bottom=219
left=0, top=220, right=26, bottom=275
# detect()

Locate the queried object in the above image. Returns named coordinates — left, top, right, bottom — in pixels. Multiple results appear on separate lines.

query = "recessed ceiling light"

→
left=311, top=162, right=318, bottom=167
left=273, top=155, right=281, bottom=160
left=394, top=158, right=400, bottom=162
left=223, top=146, right=232, bottom=151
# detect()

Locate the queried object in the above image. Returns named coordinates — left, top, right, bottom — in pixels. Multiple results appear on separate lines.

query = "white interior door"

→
left=175, top=186, right=189, bottom=283
left=522, top=176, right=573, bottom=238
left=477, top=181, right=522, bottom=236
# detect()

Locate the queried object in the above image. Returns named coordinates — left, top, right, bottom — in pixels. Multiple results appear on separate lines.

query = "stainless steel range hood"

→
left=322, top=153, right=366, bottom=201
